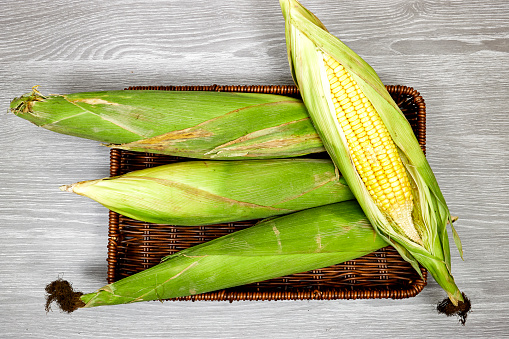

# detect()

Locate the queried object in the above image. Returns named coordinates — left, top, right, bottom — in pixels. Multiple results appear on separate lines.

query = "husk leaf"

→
left=62, top=159, right=354, bottom=225
left=76, top=201, right=387, bottom=308
left=10, top=88, right=324, bottom=159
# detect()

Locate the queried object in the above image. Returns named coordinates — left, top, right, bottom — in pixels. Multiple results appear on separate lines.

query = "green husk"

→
left=45, top=201, right=387, bottom=310
left=10, top=87, right=324, bottom=159
left=280, top=0, right=467, bottom=309
left=61, top=158, right=354, bottom=225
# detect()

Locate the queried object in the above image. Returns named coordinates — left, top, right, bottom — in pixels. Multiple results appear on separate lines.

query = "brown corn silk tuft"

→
left=45, top=279, right=85, bottom=313
left=437, top=293, right=471, bottom=325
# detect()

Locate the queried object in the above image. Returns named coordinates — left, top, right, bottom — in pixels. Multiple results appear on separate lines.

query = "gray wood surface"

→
left=1, top=0, right=507, bottom=337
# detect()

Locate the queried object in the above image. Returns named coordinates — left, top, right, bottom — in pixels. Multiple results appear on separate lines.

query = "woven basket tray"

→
left=107, top=84, right=428, bottom=301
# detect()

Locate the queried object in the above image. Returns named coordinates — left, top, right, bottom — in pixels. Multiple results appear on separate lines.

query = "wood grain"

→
left=1, top=0, right=508, bottom=337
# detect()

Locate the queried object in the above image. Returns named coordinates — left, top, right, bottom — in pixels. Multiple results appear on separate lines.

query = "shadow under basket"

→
left=107, top=84, right=428, bottom=302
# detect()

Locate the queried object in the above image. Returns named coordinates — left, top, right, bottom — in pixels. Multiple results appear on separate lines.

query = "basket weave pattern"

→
left=107, top=84, right=427, bottom=301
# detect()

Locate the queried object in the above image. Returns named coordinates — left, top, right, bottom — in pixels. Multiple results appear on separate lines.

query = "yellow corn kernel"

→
left=323, top=54, right=421, bottom=245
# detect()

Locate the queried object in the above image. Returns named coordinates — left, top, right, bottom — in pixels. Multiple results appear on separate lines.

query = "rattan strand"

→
left=107, top=84, right=428, bottom=301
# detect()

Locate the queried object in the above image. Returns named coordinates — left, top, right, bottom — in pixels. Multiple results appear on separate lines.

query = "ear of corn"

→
left=61, top=159, right=354, bottom=225
left=45, top=201, right=387, bottom=310
left=10, top=87, right=324, bottom=159
left=280, top=0, right=465, bottom=305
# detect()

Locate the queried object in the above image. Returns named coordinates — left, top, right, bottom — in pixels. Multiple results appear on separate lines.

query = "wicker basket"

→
left=107, top=84, right=427, bottom=301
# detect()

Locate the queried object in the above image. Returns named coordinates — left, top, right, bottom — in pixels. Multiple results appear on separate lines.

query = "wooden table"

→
left=1, top=0, right=507, bottom=337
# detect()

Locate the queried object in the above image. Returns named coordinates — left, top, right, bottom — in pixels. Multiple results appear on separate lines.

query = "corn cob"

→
left=60, top=158, right=354, bottom=225
left=45, top=201, right=388, bottom=311
left=322, top=54, right=420, bottom=244
left=10, top=87, right=324, bottom=159
left=280, top=0, right=469, bottom=316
